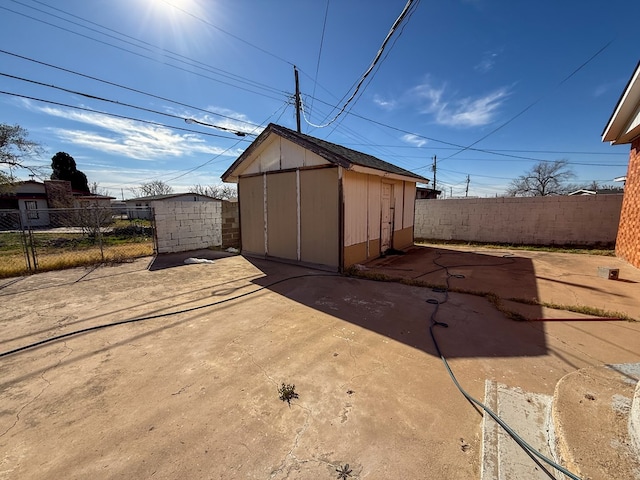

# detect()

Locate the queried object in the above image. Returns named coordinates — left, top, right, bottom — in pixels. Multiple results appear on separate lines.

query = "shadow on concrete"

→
left=244, top=245, right=546, bottom=359
left=148, top=249, right=237, bottom=271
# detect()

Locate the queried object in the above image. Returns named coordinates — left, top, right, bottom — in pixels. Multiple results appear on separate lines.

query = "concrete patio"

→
left=0, top=246, right=638, bottom=479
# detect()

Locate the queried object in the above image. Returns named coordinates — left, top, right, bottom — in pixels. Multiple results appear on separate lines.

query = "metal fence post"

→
left=94, top=207, right=104, bottom=262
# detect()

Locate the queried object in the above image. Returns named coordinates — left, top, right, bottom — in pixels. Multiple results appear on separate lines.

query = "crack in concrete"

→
left=0, top=342, right=73, bottom=438
left=269, top=403, right=314, bottom=479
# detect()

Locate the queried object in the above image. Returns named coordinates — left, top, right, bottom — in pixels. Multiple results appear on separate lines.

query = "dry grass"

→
left=345, top=268, right=635, bottom=322
left=0, top=242, right=153, bottom=278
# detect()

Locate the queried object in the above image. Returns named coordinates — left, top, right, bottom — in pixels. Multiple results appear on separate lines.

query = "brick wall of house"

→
left=153, top=201, right=222, bottom=253
left=415, top=194, right=623, bottom=246
left=221, top=201, right=240, bottom=248
left=616, top=137, right=640, bottom=268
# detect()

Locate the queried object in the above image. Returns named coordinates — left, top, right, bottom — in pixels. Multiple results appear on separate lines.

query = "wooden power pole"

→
left=294, top=66, right=301, bottom=133
left=431, top=155, right=437, bottom=192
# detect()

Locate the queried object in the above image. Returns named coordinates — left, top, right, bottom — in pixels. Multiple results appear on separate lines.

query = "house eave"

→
left=602, top=61, right=640, bottom=145
left=349, top=164, right=428, bottom=183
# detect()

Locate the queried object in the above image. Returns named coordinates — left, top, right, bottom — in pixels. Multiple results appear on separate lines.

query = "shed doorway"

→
left=380, top=182, right=393, bottom=252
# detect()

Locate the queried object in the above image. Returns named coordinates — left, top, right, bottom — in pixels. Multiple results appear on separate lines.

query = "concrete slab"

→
left=0, top=252, right=639, bottom=479
left=552, top=364, right=640, bottom=480
left=481, top=381, right=557, bottom=480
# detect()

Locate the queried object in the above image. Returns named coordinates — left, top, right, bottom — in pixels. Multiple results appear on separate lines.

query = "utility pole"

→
left=450, top=186, right=453, bottom=198
left=431, top=155, right=437, bottom=192
left=465, top=174, right=470, bottom=197
left=294, top=65, right=301, bottom=133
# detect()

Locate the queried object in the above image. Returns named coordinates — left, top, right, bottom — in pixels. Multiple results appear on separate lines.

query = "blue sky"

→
left=1, top=0, right=637, bottom=198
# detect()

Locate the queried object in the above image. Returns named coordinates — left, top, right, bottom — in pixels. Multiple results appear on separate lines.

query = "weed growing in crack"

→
left=278, top=383, right=298, bottom=406
left=336, top=463, right=353, bottom=479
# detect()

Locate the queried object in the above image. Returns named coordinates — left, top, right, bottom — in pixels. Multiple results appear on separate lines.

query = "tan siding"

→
left=280, top=140, right=306, bottom=170
left=368, top=175, right=381, bottom=243
left=343, top=170, right=369, bottom=246
left=300, top=168, right=339, bottom=268
left=393, top=226, right=414, bottom=250
left=303, top=149, right=330, bottom=167
left=239, top=176, right=265, bottom=255
left=344, top=242, right=367, bottom=267
left=403, top=182, right=416, bottom=228
left=391, top=179, right=403, bottom=232
left=259, top=137, right=282, bottom=172
left=266, top=172, right=297, bottom=260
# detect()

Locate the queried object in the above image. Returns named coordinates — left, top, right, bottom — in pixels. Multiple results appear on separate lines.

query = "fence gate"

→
left=0, top=209, right=33, bottom=276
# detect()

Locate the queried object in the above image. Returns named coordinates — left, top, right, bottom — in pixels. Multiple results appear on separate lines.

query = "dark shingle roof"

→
left=222, top=123, right=428, bottom=182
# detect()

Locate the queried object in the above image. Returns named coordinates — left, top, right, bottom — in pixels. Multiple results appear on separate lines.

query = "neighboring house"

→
left=123, top=193, right=221, bottom=219
left=221, top=123, right=428, bottom=271
left=0, top=180, right=50, bottom=227
left=416, top=186, right=441, bottom=199
left=0, top=180, right=113, bottom=227
left=602, top=61, right=640, bottom=269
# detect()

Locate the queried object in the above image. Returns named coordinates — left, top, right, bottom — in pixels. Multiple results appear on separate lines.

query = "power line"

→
left=1, top=72, right=255, bottom=137
left=441, top=39, right=614, bottom=162
left=303, top=0, right=419, bottom=129
left=0, top=90, right=253, bottom=142
left=0, top=49, right=263, bottom=131
left=1, top=5, right=289, bottom=103
left=14, top=0, right=287, bottom=98
left=156, top=0, right=295, bottom=67
left=309, top=0, right=331, bottom=121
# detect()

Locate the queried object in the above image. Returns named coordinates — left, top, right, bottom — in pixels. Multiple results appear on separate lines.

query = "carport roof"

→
left=221, top=123, right=429, bottom=183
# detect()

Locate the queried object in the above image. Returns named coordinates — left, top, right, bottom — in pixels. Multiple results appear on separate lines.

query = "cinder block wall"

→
left=616, top=138, right=640, bottom=268
left=153, top=201, right=222, bottom=253
left=221, top=201, right=239, bottom=248
left=415, top=195, right=623, bottom=246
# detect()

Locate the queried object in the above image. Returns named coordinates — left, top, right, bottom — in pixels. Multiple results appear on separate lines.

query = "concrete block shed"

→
left=221, top=123, right=428, bottom=271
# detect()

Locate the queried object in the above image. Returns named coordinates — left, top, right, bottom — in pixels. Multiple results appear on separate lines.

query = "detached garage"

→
left=221, top=123, right=428, bottom=271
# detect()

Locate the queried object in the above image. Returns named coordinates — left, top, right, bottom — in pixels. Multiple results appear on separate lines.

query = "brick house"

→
left=602, top=61, right=640, bottom=269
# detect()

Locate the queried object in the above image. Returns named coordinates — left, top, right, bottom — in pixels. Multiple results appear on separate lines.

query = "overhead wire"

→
left=1, top=72, right=254, bottom=137
left=14, top=0, right=287, bottom=98
left=1, top=4, right=289, bottom=102
left=0, top=90, right=251, bottom=142
left=304, top=0, right=418, bottom=128
left=440, top=39, right=614, bottom=162
left=0, top=49, right=264, bottom=131
left=308, top=0, right=331, bottom=121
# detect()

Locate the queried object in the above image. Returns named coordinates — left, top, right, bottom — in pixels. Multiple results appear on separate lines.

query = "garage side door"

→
left=266, top=172, right=297, bottom=260
left=239, top=176, right=265, bottom=255
left=300, top=168, right=339, bottom=268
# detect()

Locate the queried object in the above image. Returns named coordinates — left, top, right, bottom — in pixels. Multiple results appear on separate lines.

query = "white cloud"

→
left=401, top=134, right=427, bottom=147
left=475, top=51, right=499, bottom=73
left=35, top=106, right=242, bottom=160
left=411, top=80, right=509, bottom=127
left=172, top=105, right=264, bottom=135
left=373, top=94, right=397, bottom=110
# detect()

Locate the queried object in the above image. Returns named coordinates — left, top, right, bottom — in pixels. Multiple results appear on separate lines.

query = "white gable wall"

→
left=238, top=137, right=330, bottom=176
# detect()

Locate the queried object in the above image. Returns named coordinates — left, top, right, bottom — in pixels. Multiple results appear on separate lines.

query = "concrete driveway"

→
left=1, top=248, right=639, bottom=479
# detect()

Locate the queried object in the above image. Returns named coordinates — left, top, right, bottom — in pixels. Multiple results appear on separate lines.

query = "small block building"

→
left=221, top=123, right=428, bottom=271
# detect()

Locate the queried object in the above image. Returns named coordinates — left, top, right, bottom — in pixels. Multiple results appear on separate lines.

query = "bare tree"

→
left=1, top=123, right=44, bottom=178
left=89, top=181, right=112, bottom=197
left=191, top=183, right=237, bottom=200
left=506, top=160, right=575, bottom=197
left=131, top=180, right=174, bottom=197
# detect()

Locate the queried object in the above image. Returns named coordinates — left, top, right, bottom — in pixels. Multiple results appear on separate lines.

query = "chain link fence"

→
left=0, top=206, right=156, bottom=278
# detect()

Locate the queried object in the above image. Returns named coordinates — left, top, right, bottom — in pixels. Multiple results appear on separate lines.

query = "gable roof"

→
left=221, top=123, right=428, bottom=183
left=602, top=61, right=640, bottom=145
